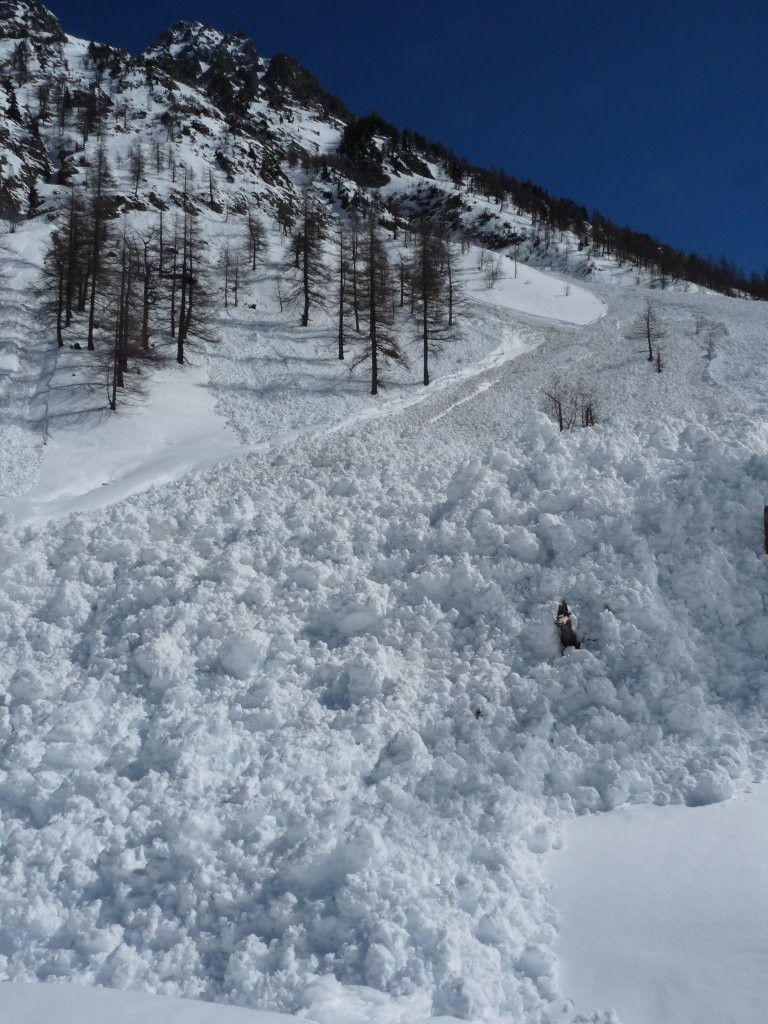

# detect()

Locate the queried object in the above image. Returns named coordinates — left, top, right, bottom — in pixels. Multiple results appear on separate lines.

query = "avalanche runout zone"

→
left=3, top=280, right=768, bottom=1024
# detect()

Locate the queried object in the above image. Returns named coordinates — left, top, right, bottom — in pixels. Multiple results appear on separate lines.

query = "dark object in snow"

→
left=473, top=707, right=484, bottom=720
left=69, top=342, right=82, bottom=350
left=764, top=506, right=768, bottom=554
left=556, top=600, right=580, bottom=650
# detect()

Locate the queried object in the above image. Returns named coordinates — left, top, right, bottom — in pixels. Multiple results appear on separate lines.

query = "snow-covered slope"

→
left=1, top=5, right=768, bottom=1024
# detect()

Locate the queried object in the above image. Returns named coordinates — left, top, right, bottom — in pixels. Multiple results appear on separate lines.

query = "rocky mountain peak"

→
left=263, top=52, right=350, bottom=122
left=0, top=0, right=65, bottom=41
left=143, top=19, right=264, bottom=115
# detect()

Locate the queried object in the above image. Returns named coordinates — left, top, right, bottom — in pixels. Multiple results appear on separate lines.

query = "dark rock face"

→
left=263, top=53, right=349, bottom=121
left=0, top=0, right=66, bottom=41
left=144, top=23, right=349, bottom=124
left=145, top=22, right=265, bottom=115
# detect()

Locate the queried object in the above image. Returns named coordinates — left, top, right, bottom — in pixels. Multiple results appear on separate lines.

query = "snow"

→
left=3, top=224, right=768, bottom=1021
left=547, top=783, right=768, bottom=1024
left=2, top=358, right=242, bottom=527
left=467, top=260, right=604, bottom=326
left=2, top=983, right=298, bottom=1024
left=2, top=980, right=472, bottom=1024
left=2, top=16, right=768, bottom=1024
left=3, top=325, right=768, bottom=1019
left=0, top=228, right=604, bottom=526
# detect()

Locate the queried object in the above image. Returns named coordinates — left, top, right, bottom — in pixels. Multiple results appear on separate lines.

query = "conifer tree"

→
left=39, top=229, right=68, bottom=347
left=410, top=223, right=461, bottom=385
left=412, top=223, right=444, bottom=386
left=85, top=143, right=113, bottom=351
left=350, top=211, right=408, bottom=394
left=281, top=191, right=327, bottom=326
left=628, top=300, right=665, bottom=362
left=101, top=229, right=161, bottom=410
left=336, top=222, right=347, bottom=360
left=174, top=209, right=215, bottom=363
left=246, top=206, right=265, bottom=271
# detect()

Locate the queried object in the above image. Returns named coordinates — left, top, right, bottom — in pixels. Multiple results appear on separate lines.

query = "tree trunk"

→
left=141, top=255, right=150, bottom=350
left=87, top=261, right=97, bottom=351
left=301, top=235, right=310, bottom=326
left=169, top=244, right=177, bottom=338
left=447, top=257, right=454, bottom=327
left=337, top=244, right=345, bottom=360
left=177, top=221, right=188, bottom=364
left=369, top=224, right=378, bottom=396
left=351, top=229, right=360, bottom=333
left=422, top=295, right=429, bottom=386
left=56, top=263, right=64, bottom=347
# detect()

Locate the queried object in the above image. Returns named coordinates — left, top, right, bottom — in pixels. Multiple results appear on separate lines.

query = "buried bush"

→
left=541, top=377, right=598, bottom=431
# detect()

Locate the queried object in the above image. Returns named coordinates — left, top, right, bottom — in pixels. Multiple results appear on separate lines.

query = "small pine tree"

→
left=628, top=300, right=665, bottom=362
left=6, top=87, right=22, bottom=123
left=27, top=183, right=41, bottom=217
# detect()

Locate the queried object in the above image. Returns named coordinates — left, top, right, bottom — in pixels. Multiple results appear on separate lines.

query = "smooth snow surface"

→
left=3, top=359, right=242, bottom=527
left=467, top=262, right=603, bottom=326
left=548, top=784, right=768, bottom=1024
left=1, top=981, right=469, bottom=1024
left=1, top=982, right=297, bottom=1024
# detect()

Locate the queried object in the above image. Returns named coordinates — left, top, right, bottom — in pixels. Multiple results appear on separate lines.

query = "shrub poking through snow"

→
left=556, top=600, right=580, bottom=650
left=542, top=378, right=598, bottom=431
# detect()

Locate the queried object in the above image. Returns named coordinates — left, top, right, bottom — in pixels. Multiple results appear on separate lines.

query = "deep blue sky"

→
left=46, top=0, right=768, bottom=276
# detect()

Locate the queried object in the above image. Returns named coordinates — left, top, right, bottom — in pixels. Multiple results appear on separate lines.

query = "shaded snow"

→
left=2, top=979, right=472, bottom=1024
left=2, top=983, right=298, bottom=1024
left=548, top=784, right=768, bottom=1024
left=2, top=358, right=241, bottom=527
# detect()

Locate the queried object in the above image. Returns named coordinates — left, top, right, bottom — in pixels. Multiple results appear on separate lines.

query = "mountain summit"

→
left=0, top=0, right=64, bottom=40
